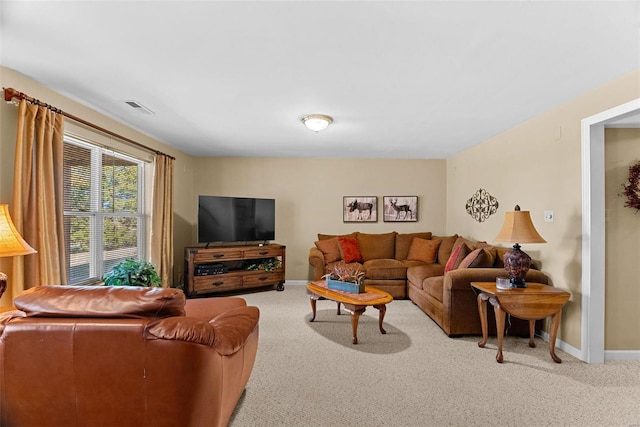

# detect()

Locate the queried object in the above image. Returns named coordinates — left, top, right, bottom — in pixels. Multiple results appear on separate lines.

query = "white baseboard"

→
left=539, top=331, right=582, bottom=360
left=539, top=331, right=640, bottom=362
left=604, top=350, right=640, bottom=361
left=283, top=280, right=308, bottom=286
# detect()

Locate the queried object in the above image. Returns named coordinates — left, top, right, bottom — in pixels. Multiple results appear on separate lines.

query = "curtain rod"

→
left=3, top=87, right=175, bottom=160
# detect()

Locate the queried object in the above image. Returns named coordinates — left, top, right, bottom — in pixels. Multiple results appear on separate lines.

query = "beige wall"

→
left=446, top=69, right=640, bottom=350
left=190, top=157, right=447, bottom=282
left=0, top=66, right=194, bottom=301
left=605, top=128, right=640, bottom=350
left=3, top=64, right=639, bottom=353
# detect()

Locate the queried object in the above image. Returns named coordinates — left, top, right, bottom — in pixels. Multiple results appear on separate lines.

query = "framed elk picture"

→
left=343, top=196, right=377, bottom=222
left=383, top=196, right=418, bottom=222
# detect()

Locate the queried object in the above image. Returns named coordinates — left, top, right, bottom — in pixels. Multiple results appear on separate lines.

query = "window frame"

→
left=63, top=134, right=146, bottom=285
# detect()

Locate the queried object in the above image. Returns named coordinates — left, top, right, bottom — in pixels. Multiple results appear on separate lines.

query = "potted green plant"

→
left=103, top=258, right=162, bottom=287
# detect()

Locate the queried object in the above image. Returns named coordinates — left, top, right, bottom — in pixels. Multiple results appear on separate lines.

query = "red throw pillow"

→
left=444, top=243, right=470, bottom=273
left=338, top=236, right=364, bottom=263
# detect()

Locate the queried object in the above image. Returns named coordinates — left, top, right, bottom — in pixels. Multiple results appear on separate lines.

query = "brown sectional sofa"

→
left=309, top=231, right=549, bottom=336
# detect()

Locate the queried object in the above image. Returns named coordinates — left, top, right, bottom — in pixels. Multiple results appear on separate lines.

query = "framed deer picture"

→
left=343, top=196, right=378, bottom=222
left=383, top=196, right=418, bottom=222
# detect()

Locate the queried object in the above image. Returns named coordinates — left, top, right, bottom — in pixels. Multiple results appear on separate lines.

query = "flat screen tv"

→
left=198, top=196, right=275, bottom=244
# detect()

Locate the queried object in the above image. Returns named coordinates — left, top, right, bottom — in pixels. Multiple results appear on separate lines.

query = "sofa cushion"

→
left=407, top=238, right=441, bottom=264
left=470, top=243, right=497, bottom=265
left=432, top=234, right=458, bottom=265
left=356, top=232, right=396, bottom=261
left=444, top=243, right=471, bottom=273
left=338, top=236, right=364, bottom=263
left=402, top=259, right=430, bottom=269
left=494, top=246, right=509, bottom=267
left=458, top=248, right=494, bottom=269
left=318, top=232, right=358, bottom=241
left=406, top=263, right=445, bottom=284
left=422, top=276, right=444, bottom=303
left=363, top=259, right=407, bottom=280
left=314, top=237, right=341, bottom=263
left=395, top=232, right=433, bottom=260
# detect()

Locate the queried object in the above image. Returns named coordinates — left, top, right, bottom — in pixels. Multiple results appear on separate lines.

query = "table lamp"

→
left=0, top=204, right=37, bottom=298
left=494, top=205, right=546, bottom=288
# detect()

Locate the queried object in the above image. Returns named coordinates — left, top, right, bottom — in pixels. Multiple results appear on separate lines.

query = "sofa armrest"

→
left=444, top=267, right=549, bottom=292
left=210, top=306, right=260, bottom=356
left=309, top=247, right=327, bottom=280
left=146, top=306, right=260, bottom=356
left=184, top=296, right=247, bottom=321
left=146, top=316, right=216, bottom=346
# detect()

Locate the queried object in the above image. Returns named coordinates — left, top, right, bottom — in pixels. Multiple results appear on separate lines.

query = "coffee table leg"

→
left=351, top=312, right=360, bottom=344
left=309, top=295, right=318, bottom=322
left=350, top=307, right=366, bottom=344
left=374, top=304, right=387, bottom=335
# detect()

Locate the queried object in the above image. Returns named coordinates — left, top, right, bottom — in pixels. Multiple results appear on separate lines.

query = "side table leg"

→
left=528, top=320, right=536, bottom=348
left=477, top=293, right=489, bottom=348
left=494, top=301, right=505, bottom=363
left=374, top=304, right=387, bottom=335
left=549, top=310, right=563, bottom=363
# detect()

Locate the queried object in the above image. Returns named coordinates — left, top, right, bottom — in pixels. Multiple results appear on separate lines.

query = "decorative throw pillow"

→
left=444, top=243, right=471, bottom=273
left=338, top=236, right=364, bottom=263
left=314, top=238, right=341, bottom=263
left=458, top=248, right=493, bottom=269
left=407, top=238, right=442, bottom=264
left=471, top=242, right=498, bottom=266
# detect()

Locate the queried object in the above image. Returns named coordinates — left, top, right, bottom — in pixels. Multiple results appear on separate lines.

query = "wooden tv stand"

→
left=184, top=243, right=286, bottom=297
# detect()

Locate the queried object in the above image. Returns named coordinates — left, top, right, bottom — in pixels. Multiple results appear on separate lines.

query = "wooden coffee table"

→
left=471, top=281, right=571, bottom=363
left=307, top=281, right=393, bottom=344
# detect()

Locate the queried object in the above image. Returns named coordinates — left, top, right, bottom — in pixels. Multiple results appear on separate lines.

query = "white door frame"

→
left=581, top=98, right=640, bottom=363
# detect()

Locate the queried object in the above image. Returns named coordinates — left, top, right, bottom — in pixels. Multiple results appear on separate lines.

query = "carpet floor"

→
left=229, top=284, right=640, bottom=427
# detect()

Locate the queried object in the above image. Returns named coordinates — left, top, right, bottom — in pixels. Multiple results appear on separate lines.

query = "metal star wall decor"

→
left=465, top=189, right=499, bottom=223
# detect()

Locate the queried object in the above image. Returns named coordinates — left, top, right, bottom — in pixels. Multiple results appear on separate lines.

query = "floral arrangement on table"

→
left=322, top=261, right=366, bottom=293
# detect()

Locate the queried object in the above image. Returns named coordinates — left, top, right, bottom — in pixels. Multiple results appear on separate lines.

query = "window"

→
left=63, top=135, right=145, bottom=285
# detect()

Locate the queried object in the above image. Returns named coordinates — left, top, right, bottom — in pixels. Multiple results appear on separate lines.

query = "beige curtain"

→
left=150, top=154, right=174, bottom=287
left=11, top=100, right=67, bottom=293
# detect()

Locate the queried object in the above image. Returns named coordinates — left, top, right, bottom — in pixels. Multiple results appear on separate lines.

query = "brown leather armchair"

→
left=0, top=285, right=259, bottom=427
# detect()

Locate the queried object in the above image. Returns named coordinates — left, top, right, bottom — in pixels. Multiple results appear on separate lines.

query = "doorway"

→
left=581, top=98, right=640, bottom=363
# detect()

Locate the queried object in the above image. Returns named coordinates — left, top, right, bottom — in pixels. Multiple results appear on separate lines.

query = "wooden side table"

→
left=471, top=282, right=570, bottom=363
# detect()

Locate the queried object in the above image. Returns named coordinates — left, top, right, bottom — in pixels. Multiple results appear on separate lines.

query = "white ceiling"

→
left=1, top=1, right=639, bottom=159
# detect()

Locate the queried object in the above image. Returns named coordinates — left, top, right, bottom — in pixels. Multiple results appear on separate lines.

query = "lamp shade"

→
left=0, top=204, right=36, bottom=257
left=494, top=205, right=546, bottom=244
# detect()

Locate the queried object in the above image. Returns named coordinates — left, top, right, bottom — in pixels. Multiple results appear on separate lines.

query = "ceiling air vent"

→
left=124, top=100, right=155, bottom=114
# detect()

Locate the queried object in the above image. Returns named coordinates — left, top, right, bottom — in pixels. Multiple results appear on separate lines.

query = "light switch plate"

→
left=544, top=211, right=554, bottom=222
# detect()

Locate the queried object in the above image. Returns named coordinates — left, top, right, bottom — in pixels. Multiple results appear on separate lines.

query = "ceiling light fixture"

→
left=301, top=114, right=333, bottom=132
